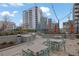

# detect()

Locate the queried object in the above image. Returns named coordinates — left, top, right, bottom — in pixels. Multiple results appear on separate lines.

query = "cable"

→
left=61, top=9, right=73, bottom=21
left=50, top=3, right=73, bottom=21
left=50, top=3, right=59, bottom=21
left=50, top=3, right=60, bottom=33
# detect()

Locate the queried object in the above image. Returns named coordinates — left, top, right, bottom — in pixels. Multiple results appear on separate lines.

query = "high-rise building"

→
left=73, top=3, right=79, bottom=33
left=63, top=21, right=70, bottom=33
left=23, top=6, right=48, bottom=30
left=40, top=17, right=48, bottom=30
left=47, top=18, right=52, bottom=30
left=23, top=6, right=41, bottom=30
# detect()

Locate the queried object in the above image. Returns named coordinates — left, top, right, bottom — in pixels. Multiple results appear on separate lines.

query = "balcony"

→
left=74, top=13, right=79, bottom=16
left=74, top=17, right=78, bottom=19
left=74, top=9, right=79, bottom=13
left=75, top=3, right=79, bottom=5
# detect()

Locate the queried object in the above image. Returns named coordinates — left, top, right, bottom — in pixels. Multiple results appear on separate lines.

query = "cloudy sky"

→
left=0, top=3, right=73, bottom=28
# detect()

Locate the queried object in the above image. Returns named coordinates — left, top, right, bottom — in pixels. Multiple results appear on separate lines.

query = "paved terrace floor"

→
left=0, top=33, right=79, bottom=56
left=0, top=35, right=47, bottom=56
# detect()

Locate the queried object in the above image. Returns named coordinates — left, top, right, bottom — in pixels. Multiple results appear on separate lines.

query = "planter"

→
left=76, top=35, right=79, bottom=39
left=0, top=43, right=15, bottom=49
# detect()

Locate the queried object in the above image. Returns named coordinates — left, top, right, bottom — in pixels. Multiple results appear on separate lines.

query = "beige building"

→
left=63, top=20, right=74, bottom=33
left=0, top=21, right=16, bottom=31
left=5, top=21, right=16, bottom=31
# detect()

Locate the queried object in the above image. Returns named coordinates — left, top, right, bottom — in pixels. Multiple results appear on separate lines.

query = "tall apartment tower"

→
left=23, top=6, right=44, bottom=30
left=73, top=3, right=79, bottom=33
left=47, top=18, right=52, bottom=30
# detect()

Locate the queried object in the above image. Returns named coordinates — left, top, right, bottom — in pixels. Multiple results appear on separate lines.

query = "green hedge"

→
left=0, top=42, right=7, bottom=45
left=76, top=35, right=79, bottom=39
left=0, top=41, right=15, bottom=45
left=0, top=29, right=37, bottom=36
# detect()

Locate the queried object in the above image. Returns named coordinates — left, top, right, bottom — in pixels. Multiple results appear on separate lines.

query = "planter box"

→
left=76, top=35, right=79, bottom=39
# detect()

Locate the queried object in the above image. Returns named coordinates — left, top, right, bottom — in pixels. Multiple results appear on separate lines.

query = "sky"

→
left=0, top=3, right=73, bottom=28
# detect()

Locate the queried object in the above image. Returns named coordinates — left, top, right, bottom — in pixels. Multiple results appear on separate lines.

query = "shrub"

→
left=68, top=54, right=75, bottom=56
left=26, top=29, right=36, bottom=32
left=76, top=35, right=79, bottom=39
left=1, top=42, right=7, bottom=45
left=77, top=42, right=79, bottom=45
left=8, top=41, right=15, bottom=44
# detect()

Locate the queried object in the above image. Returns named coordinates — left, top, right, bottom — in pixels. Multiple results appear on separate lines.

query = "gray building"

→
left=73, top=3, right=79, bottom=33
left=40, top=17, right=48, bottom=30
left=63, top=22, right=70, bottom=33
left=47, top=18, right=52, bottom=30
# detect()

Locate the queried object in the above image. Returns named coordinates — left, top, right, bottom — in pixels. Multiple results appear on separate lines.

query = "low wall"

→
left=0, top=35, right=17, bottom=43
left=0, top=33, right=36, bottom=44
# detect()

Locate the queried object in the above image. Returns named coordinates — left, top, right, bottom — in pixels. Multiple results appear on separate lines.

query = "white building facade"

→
left=73, top=3, right=79, bottom=33
left=23, top=6, right=48, bottom=30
